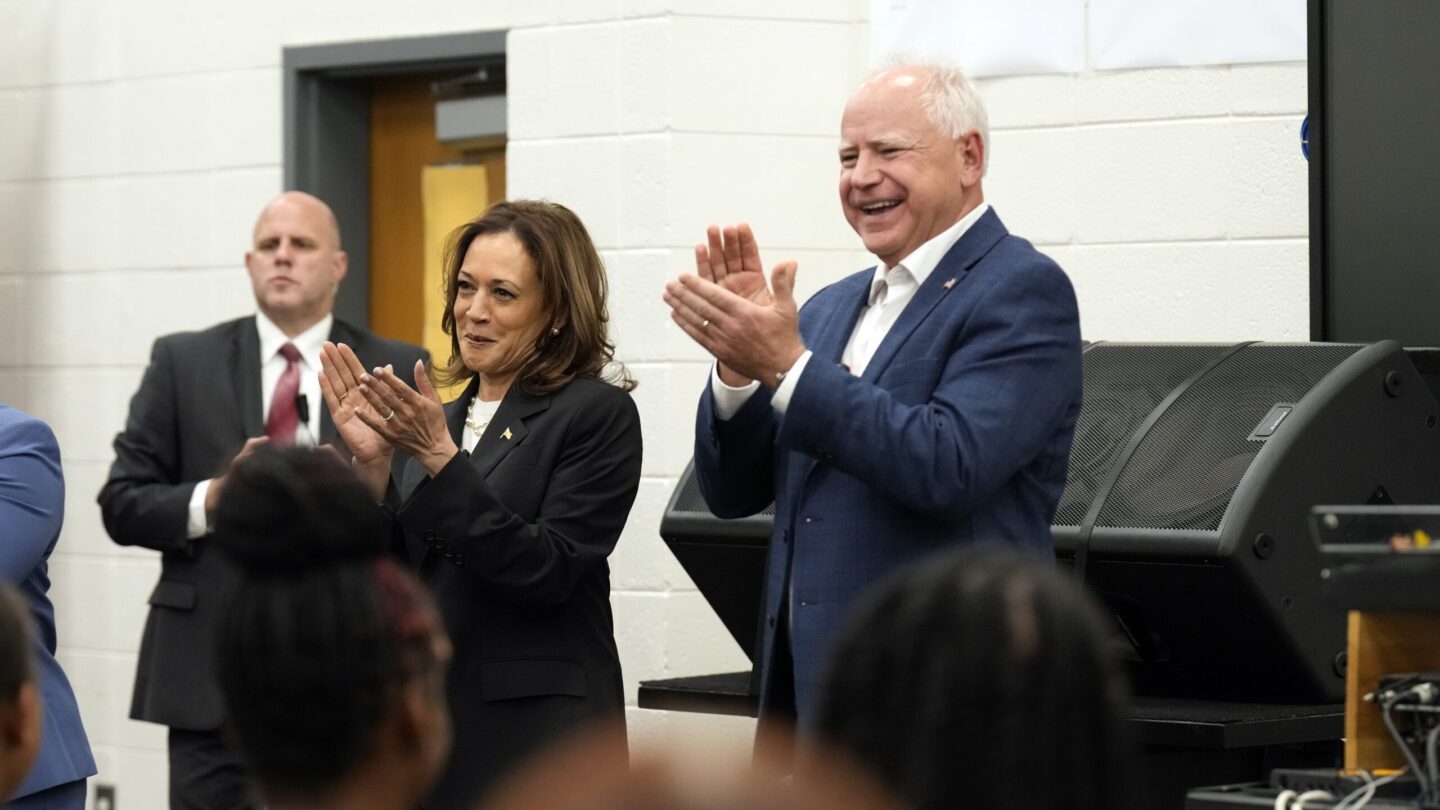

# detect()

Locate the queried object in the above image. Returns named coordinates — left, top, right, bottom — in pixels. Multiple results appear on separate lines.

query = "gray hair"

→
left=871, top=56, right=990, bottom=175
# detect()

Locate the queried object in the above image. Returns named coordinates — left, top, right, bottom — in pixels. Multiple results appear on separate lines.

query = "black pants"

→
left=167, top=728, right=259, bottom=810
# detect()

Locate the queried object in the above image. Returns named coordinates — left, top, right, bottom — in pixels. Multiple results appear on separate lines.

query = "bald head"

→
left=245, top=191, right=349, bottom=336
left=253, top=191, right=343, bottom=251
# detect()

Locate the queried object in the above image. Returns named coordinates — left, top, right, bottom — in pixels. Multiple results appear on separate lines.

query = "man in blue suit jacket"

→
left=0, top=404, right=97, bottom=808
left=664, top=62, right=1082, bottom=722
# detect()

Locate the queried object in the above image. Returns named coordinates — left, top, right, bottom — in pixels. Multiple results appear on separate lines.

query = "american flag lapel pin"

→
left=502, top=427, right=513, bottom=440
left=942, top=277, right=957, bottom=290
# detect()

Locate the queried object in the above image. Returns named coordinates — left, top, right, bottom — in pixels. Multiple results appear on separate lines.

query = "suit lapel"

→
left=232, top=318, right=264, bottom=439
left=786, top=275, right=870, bottom=491
left=469, top=386, right=549, bottom=478
left=810, top=273, right=872, bottom=366
left=861, top=208, right=1008, bottom=384
left=397, top=381, right=471, bottom=505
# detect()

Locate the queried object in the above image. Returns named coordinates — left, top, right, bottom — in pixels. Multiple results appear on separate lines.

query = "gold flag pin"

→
left=502, top=428, right=513, bottom=440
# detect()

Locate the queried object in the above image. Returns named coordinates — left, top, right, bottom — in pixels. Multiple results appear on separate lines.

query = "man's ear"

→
left=334, top=251, right=350, bottom=285
left=959, top=130, right=985, bottom=185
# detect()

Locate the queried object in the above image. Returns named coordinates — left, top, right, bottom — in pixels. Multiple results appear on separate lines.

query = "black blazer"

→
left=98, top=315, right=427, bottom=729
left=393, top=375, right=641, bottom=810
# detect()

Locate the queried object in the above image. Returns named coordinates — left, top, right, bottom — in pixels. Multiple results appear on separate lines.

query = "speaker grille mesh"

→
left=1093, top=343, right=1363, bottom=531
left=671, top=465, right=777, bottom=517
left=1054, top=345, right=1234, bottom=527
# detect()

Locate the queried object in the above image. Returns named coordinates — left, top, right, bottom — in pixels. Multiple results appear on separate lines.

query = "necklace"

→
left=465, top=397, right=498, bottom=437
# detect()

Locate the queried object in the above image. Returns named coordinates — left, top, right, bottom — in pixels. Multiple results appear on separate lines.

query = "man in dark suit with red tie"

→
left=98, top=192, right=427, bottom=809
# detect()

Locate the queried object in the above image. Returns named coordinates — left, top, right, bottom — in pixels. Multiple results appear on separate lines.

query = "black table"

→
left=639, top=671, right=1345, bottom=809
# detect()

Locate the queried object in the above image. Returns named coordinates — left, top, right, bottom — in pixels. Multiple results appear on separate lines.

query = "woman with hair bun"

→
left=811, top=549, right=1134, bottom=810
left=319, top=200, right=641, bottom=809
left=212, top=448, right=451, bottom=810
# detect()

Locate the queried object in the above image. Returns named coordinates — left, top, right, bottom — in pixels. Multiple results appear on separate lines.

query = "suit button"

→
left=453, top=554, right=464, bottom=566
left=803, top=517, right=812, bottom=524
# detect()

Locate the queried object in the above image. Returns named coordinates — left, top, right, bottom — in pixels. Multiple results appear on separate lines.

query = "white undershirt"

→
left=463, top=397, right=502, bottom=453
left=255, top=311, right=331, bottom=446
left=711, top=202, right=990, bottom=419
left=185, top=312, right=333, bottom=539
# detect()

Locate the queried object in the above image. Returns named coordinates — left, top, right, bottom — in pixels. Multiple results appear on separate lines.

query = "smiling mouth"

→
left=463, top=335, right=495, bottom=348
left=858, top=200, right=901, bottom=216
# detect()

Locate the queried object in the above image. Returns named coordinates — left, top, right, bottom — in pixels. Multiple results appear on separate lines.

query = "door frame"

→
left=283, top=31, right=506, bottom=327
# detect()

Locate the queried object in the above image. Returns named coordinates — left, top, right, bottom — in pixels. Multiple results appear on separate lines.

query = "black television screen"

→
left=1310, top=0, right=1440, bottom=345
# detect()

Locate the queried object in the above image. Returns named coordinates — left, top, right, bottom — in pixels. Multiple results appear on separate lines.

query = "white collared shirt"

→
left=186, top=312, right=334, bottom=538
left=255, top=310, right=331, bottom=446
left=712, top=202, right=991, bottom=418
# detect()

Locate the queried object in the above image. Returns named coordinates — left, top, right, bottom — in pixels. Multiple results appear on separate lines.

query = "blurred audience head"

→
left=0, top=585, right=40, bottom=801
left=214, top=447, right=451, bottom=810
left=812, top=549, right=1133, bottom=810
left=481, top=723, right=900, bottom=810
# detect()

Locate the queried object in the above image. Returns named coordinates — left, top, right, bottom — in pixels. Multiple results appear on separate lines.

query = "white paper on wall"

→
left=869, top=0, right=1085, bottom=78
left=1090, top=0, right=1306, bottom=69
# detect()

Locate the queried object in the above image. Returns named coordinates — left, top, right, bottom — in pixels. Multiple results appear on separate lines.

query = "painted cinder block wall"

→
left=0, top=0, right=1307, bottom=805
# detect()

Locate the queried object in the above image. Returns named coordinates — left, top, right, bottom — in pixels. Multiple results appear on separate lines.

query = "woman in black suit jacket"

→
left=318, top=200, right=641, bottom=810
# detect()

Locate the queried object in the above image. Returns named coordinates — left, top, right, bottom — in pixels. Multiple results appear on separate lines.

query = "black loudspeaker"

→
left=1057, top=341, right=1440, bottom=703
left=660, top=341, right=1440, bottom=705
left=660, top=468, right=771, bottom=665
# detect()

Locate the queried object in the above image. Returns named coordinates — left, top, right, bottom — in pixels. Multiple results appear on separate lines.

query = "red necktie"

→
left=265, top=343, right=302, bottom=446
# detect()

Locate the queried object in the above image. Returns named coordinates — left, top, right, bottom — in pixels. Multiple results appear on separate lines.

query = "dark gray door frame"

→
left=283, top=31, right=506, bottom=327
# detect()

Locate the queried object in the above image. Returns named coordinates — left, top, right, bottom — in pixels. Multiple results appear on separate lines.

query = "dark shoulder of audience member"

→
left=212, top=447, right=436, bottom=800
left=811, top=549, right=1134, bottom=810
left=0, top=586, right=31, bottom=710
left=0, top=585, right=40, bottom=801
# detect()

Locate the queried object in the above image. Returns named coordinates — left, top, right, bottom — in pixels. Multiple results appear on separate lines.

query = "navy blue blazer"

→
left=0, top=404, right=96, bottom=799
left=693, top=209, right=1082, bottom=721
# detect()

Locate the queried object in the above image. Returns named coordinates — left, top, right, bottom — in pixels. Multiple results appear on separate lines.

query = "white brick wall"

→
left=1, top=0, right=1311, bottom=805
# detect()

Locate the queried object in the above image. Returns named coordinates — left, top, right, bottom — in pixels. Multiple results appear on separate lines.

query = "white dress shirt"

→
left=711, top=202, right=991, bottom=419
left=185, top=312, right=333, bottom=538
left=255, top=311, right=331, bottom=446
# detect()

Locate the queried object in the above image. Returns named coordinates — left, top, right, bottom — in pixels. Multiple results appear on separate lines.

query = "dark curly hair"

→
left=814, top=549, right=1134, bottom=810
left=213, top=448, right=447, bottom=800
